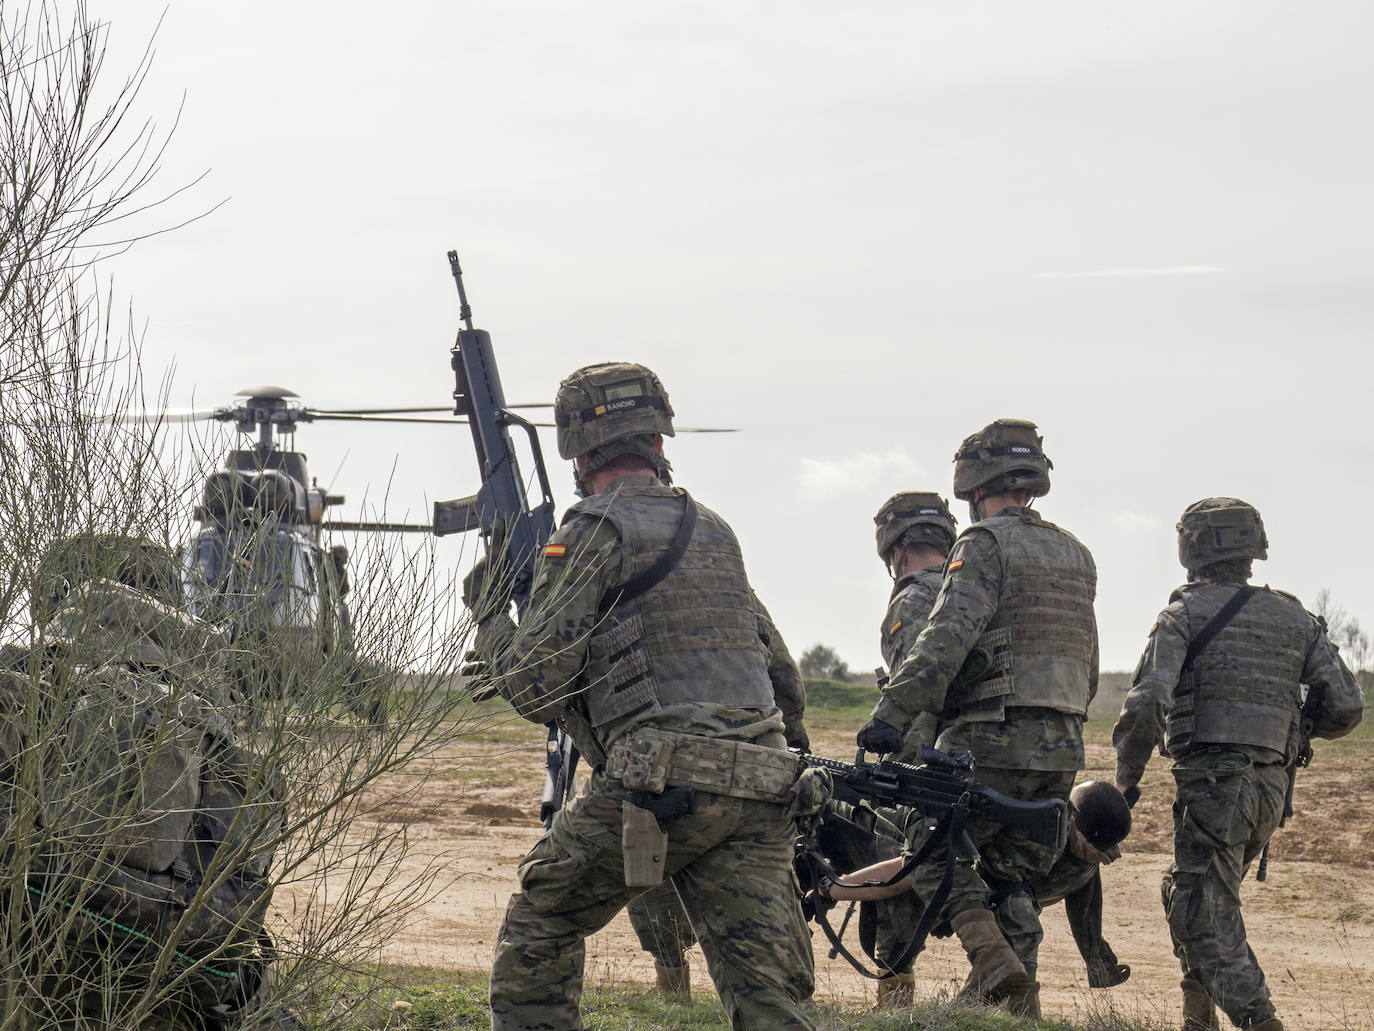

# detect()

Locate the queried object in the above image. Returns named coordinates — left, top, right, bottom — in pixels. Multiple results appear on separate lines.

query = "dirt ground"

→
left=325, top=722, right=1374, bottom=1030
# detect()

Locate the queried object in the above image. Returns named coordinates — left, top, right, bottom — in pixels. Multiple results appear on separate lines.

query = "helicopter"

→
left=176, top=386, right=440, bottom=718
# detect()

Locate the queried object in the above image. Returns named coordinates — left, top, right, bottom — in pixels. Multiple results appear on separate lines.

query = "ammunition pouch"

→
left=944, top=626, right=1013, bottom=721
left=584, top=615, right=660, bottom=731
left=607, top=727, right=800, bottom=804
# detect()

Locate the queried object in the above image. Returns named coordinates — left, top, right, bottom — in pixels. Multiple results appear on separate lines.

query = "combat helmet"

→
left=952, top=419, right=1052, bottom=506
left=31, top=533, right=183, bottom=626
left=1069, top=780, right=1132, bottom=852
left=1177, top=497, right=1268, bottom=573
left=554, top=362, right=675, bottom=459
left=874, top=492, right=957, bottom=566
left=555, top=362, right=675, bottom=490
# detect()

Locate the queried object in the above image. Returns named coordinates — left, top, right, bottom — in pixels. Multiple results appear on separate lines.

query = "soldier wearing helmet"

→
left=1113, top=498, right=1364, bottom=1031
left=863, top=491, right=957, bottom=1006
left=857, top=418, right=1099, bottom=1018
left=873, top=491, right=957, bottom=764
left=469, top=362, right=815, bottom=1031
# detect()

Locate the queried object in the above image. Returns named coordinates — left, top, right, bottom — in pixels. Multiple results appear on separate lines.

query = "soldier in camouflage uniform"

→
left=1114, top=498, right=1364, bottom=1031
left=857, top=419, right=1098, bottom=1018
left=866, top=491, right=957, bottom=1005
left=467, top=362, right=815, bottom=1031
left=625, top=600, right=807, bottom=1000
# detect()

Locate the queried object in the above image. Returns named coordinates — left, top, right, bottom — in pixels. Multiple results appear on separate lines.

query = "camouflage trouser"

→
left=1163, top=751, right=1288, bottom=1029
left=627, top=880, right=697, bottom=967
left=490, top=769, right=815, bottom=1031
left=906, top=767, right=1075, bottom=979
left=871, top=805, right=922, bottom=975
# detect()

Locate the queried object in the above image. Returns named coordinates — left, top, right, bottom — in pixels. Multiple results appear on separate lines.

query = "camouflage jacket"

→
left=475, top=474, right=800, bottom=751
left=879, top=567, right=944, bottom=762
left=1113, top=580, right=1365, bottom=792
left=871, top=507, right=1098, bottom=772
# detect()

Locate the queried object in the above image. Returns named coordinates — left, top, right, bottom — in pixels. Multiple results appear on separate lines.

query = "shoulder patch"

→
left=888, top=618, right=903, bottom=637
left=947, top=557, right=964, bottom=573
left=542, top=543, right=567, bottom=557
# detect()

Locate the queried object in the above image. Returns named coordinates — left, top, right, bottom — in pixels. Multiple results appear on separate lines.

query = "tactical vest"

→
left=880, top=568, right=943, bottom=673
left=948, top=510, right=1096, bottom=718
left=570, top=484, right=774, bottom=750
left=1164, top=584, right=1308, bottom=756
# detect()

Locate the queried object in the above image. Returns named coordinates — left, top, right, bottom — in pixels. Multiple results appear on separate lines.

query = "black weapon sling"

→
left=805, top=797, right=972, bottom=979
left=1181, top=585, right=1257, bottom=675
left=597, top=493, right=699, bottom=618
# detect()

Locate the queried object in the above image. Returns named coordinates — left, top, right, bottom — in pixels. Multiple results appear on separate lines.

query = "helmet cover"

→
left=554, top=362, right=675, bottom=461
left=1177, top=497, right=1268, bottom=571
left=874, top=491, right=957, bottom=561
left=952, top=419, right=1052, bottom=501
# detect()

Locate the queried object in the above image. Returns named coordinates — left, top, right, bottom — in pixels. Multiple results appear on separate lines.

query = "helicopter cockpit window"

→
left=183, top=525, right=320, bottom=631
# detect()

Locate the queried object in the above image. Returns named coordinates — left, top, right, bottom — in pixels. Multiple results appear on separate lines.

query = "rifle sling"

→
left=1181, top=585, right=1257, bottom=675
left=808, top=800, right=969, bottom=979
left=597, top=494, right=698, bottom=618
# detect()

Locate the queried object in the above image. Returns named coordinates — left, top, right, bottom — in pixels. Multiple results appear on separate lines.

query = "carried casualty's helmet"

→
left=1069, top=780, right=1132, bottom=852
left=554, top=362, right=675, bottom=461
left=1177, top=497, right=1268, bottom=571
left=874, top=492, right=957, bottom=561
left=952, top=419, right=1052, bottom=502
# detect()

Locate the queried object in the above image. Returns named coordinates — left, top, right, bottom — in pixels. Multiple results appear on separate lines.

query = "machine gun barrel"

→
left=800, top=750, right=1068, bottom=850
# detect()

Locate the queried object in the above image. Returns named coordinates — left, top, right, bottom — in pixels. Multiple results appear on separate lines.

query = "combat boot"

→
left=1181, top=976, right=1220, bottom=1031
left=654, top=959, right=690, bottom=1000
left=950, top=908, right=1028, bottom=1003
left=1243, top=1020, right=1283, bottom=1031
left=1005, top=980, right=1041, bottom=1019
left=875, top=972, right=915, bottom=1008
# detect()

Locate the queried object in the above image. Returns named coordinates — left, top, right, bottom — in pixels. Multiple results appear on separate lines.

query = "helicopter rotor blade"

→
left=310, top=402, right=553, bottom=415
left=325, top=520, right=435, bottom=534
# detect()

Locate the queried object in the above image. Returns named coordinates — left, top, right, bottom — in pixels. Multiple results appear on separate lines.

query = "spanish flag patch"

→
left=948, top=558, right=964, bottom=572
left=888, top=619, right=903, bottom=637
left=543, top=543, right=567, bottom=557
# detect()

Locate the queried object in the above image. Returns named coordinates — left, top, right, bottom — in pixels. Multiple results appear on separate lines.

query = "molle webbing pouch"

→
left=584, top=614, right=660, bottom=729
left=667, top=734, right=800, bottom=804
left=605, top=729, right=674, bottom=793
left=945, top=626, right=1014, bottom=719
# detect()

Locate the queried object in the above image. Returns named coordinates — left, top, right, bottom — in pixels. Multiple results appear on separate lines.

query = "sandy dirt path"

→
left=313, top=726, right=1374, bottom=1030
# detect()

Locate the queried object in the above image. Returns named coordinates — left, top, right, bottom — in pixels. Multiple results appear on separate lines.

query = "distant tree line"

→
left=799, top=643, right=850, bottom=683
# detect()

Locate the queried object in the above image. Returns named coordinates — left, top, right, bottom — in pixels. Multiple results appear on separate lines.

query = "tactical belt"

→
left=606, top=727, right=799, bottom=804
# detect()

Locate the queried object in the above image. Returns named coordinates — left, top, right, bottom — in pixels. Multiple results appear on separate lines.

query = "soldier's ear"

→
left=653, top=434, right=664, bottom=456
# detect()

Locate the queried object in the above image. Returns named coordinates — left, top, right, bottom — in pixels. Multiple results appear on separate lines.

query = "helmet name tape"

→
left=955, top=443, right=1043, bottom=461
left=555, top=394, right=668, bottom=428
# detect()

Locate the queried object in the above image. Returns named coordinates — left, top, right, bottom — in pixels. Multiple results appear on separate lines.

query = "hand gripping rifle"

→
left=434, top=250, right=575, bottom=829
left=796, top=746, right=1068, bottom=978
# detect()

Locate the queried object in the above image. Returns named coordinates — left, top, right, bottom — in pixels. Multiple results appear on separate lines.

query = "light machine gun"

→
left=795, top=747, right=1068, bottom=979
left=434, top=250, right=575, bottom=829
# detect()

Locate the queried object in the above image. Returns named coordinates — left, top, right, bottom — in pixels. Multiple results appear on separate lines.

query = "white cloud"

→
left=799, top=449, right=924, bottom=499
left=1033, top=265, right=1225, bottom=280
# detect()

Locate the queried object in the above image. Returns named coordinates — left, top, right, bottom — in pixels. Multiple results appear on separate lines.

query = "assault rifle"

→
left=795, top=747, right=1068, bottom=979
left=1256, top=682, right=1326, bottom=881
left=434, top=250, right=574, bottom=828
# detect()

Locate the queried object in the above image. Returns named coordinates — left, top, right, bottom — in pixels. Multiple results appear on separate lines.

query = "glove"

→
left=459, top=648, right=501, bottom=702
left=1120, top=784, right=1141, bottom=809
left=786, top=727, right=811, bottom=754
left=461, top=521, right=513, bottom=621
left=856, top=717, right=903, bottom=756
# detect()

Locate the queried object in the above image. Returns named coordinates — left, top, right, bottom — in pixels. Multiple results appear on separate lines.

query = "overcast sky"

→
left=90, top=1, right=1374, bottom=673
